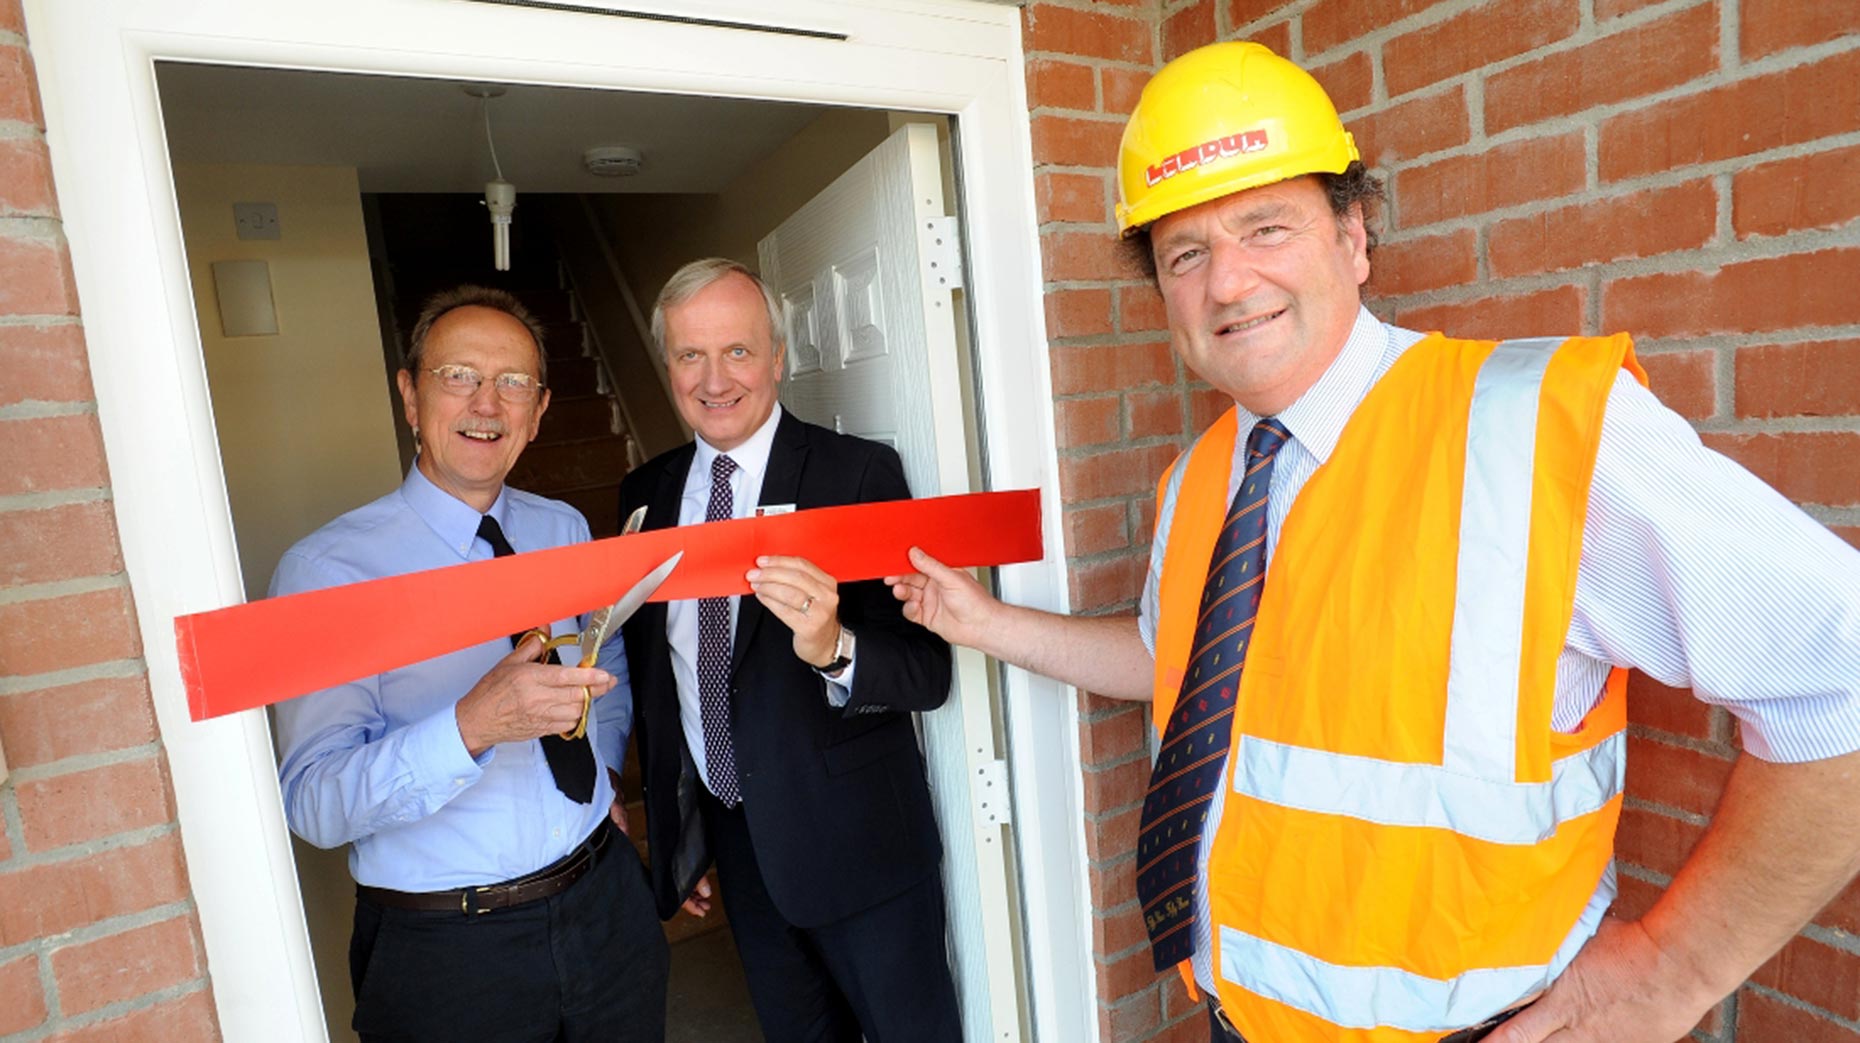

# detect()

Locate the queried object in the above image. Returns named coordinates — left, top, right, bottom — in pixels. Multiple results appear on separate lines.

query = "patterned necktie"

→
left=475, top=513, right=596, bottom=804
left=1136, top=418, right=1291, bottom=969
left=698, top=454, right=743, bottom=806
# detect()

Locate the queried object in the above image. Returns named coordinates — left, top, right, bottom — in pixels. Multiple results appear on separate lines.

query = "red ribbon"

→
left=176, top=489, right=1041, bottom=721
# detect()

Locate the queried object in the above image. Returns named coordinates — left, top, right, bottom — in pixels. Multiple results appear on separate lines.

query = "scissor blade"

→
left=578, top=550, right=684, bottom=664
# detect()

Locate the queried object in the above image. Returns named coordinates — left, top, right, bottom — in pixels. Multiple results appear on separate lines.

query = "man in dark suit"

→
left=618, top=257, right=961, bottom=1041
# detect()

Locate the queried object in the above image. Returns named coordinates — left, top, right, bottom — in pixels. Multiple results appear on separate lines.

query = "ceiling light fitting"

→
left=466, top=84, right=515, bottom=271
left=583, top=145, right=643, bottom=178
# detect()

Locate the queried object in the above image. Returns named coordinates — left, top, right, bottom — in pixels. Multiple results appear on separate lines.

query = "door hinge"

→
left=921, top=215, right=964, bottom=294
left=973, top=759, right=1010, bottom=826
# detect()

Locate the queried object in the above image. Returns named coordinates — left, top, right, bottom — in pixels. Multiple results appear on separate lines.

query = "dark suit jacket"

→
left=619, top=411, right=953, bottom=927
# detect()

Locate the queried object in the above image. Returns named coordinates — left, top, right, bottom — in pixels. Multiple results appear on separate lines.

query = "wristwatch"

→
left=816, top=625, right=855, bottom=678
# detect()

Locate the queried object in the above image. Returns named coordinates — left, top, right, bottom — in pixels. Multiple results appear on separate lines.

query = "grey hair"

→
left=404, top=284, right=549, bottom=386
left=649, top=257, right=785, bottom=360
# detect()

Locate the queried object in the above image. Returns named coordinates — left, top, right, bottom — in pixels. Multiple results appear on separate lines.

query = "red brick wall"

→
left=0, top=3, right=221, bottom=1039
left=1028, top=0, right=1860, bottom=1040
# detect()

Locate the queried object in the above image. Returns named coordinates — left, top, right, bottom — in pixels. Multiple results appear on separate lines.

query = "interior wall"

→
left=173, top=162, right=398, bottom=1043
left=172, top=163, right=403, bottom=601
left=589, top=107, right=894, bottom=308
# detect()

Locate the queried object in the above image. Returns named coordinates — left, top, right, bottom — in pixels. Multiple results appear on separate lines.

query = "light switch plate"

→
left=233, top=201, right=280, bottom=240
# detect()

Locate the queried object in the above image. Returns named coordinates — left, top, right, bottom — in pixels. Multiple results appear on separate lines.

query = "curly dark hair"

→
left=1115, top=162, right=1386, bottom=283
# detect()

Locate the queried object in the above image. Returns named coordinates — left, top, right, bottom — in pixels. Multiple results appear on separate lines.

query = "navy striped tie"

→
left=1136, top=417, right=1290, bottom=969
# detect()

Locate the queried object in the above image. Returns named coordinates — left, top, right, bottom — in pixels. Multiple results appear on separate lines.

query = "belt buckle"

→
left=1209, top=1000, right=1243, bottom=1041
left=460, top=886, right=489, bottom=916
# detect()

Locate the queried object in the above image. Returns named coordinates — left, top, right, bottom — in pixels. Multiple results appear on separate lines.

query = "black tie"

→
left=476, top=514, right=596, bottom=804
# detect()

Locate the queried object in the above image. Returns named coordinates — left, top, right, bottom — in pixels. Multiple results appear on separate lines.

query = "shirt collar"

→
left=401, top=462, right=511, bottom=560
left=693, top=403, right=784, bottom=483
left=1232, top=306, right=1389, bottom=466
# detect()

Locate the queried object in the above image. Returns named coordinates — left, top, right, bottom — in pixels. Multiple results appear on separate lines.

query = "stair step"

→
left=551, top=482, right=623, bottom=539
left=546, top=357, right=600, bottom=397
left=507, top=438, right=628, bottom=503
left=538, top=395, right=616, bottom=443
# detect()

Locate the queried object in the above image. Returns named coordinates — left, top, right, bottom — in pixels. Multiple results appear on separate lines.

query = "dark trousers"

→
left=701, top=790, right=962, bottom=1043
left=348, top=828, right=669, bottom=1042
left=1207, top=999, right=1524, bottom=1042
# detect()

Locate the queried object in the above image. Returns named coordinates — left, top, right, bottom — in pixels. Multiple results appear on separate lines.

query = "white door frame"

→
left=22, top=1, right=1092, bottom=1040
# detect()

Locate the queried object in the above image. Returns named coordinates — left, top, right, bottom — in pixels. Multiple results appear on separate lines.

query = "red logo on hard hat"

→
left=1144, top=129, right=1271, bottom=187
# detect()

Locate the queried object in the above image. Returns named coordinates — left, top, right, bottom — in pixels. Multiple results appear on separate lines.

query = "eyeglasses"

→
left=425, top=364, right=545, bottom=402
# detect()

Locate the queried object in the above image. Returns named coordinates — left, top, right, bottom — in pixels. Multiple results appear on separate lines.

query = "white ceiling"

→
left=156, top=62, right=829, bottom=193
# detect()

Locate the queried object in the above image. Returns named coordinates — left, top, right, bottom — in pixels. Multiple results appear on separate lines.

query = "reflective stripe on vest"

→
left=1148, top=333, right=1643, bottom=1041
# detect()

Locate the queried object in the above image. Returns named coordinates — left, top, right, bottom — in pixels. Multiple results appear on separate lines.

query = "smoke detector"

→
left=583, top=146, right=644, bottom=178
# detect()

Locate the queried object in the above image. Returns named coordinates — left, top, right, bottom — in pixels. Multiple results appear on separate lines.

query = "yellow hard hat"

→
left=1115, top=42, right=1360, bottom=236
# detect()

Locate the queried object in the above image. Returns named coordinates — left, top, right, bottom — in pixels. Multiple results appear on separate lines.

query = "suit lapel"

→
left=731, top=412, right=810, bottom=675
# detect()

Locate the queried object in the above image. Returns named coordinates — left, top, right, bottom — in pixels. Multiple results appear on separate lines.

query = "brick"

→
left=1070, top=548, right=1152, bottom=611
left=1093, top=901, right=1150, bottom=962
left=0, top=42, right=44, bottom=127
left=1084, top=753, right=1150, bottom=815
left=1304, top=0, right=1441, bottom=57
left=1224, top=0, right=1293, bottom=31
left=1086, top=803, right=1143, bottom=861
left=0, top=413, right=110, bottom=495
left=1066, top=502, right=1130, bottom=557
left=1100, top=944, right=1163, bottom=1002
left=0, top=834, right=189, bottom=947
left=1624, top=735, right=1732, bottom=817
left=1385, top=0, right=1581, bottom=98
left=1311, top=51, right=1374, bottom=115
left=1, top=0, right=24, bottom=35
left=1627, top=671, right=1716, bottom=741
left=0, top=323, right=93, bottom=407
left=1604, top=249, right=1860, bottom=338
left=1044, top=228, right=1122, bottom=282
left=1188, top=387, right=1230, bottom=432
left=1127, top=388, right=1185, bottom=440
left=1062, top=444, right=1184, bottom=502
left=46, top=990, right=221, bottom=1043
left=1101, top=66, right=1150, bottom=117
left=1056, top=395, right=1122, bottom=448
left=1051, top=339, right=1177, bottom=394
left=1733, top=144, right=1860, bottom=240
left=1820, top=875, right=1860, bottom=935
left=1614, top=803, right=1706, bottom=879
left=0, top=674, right=158, bottom=772
left=1119, top=283, right=1168, bottom=333
left=1737, top=988, right=1860, bottom=1043
left=1247, top=20, right=1292, bottom=58
left=1023, top=3, right=1152, bottom=64
left=1742, top=0, right=1860, bottom=61
left=0, top=955, right=47, bottom=1037
left=1491, top=181, right=1718, bottom=280
left=1484, top=3, right=1719, bottom=136
left=0, top=232, right=80, bottom=316
left=1595, top=0, right=1666, bottom=18
left=1836, top=526, right=1860, bottom=552
left=1633, top=348, right=1717, bottom=421
left=1365, top=229, right=1476, bottom=298
left=1699, top=431, right=1860, bottom=508
left=1162, top=0, right=1216, bottom=62
left=1349, top=85, right=1470, bottom=170
left=0, top=500, right=123, bottom=586
left=1081, top=704, right=1148, bottom=765
left=1751, top=934, right=1860, bottom=1021
left=1736, top=340, right=1860, bottom=418
left=1611, top=871, right=1664, bottom=918
left=0, top=585, right=140, bottom=679
left=1028, top=58, right=1097, bottom=113
left=1038, top=171, right=1109, bottom=225
left=16, top=756, right=172, bottom=853
left=1103, top=985, right=1162, bottom=1042
left=1046, top=288, right=1116, bottom=340
left=1396, top=284, right=1587, bottom=340
left=1132, top=495, right=1160, bottom=542
left=1395, top=131, right=1585, bottom=227
left=1600, top=50, right=1860, bottom=183
left=50, top=916, right=203, bottom=1016
left=1031, top=114, right=1127, bottom=169
left=0, top=136, right=57, bottom=218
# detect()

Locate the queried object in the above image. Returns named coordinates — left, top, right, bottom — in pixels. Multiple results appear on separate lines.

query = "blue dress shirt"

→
left=272, top=465, right=632, bottom=891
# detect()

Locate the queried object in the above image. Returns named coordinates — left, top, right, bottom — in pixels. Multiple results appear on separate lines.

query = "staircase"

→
left=369, top=194, right=634, bottom=538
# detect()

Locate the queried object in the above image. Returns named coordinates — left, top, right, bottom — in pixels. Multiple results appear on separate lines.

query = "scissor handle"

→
left=518, top=629, right=595, bottom=740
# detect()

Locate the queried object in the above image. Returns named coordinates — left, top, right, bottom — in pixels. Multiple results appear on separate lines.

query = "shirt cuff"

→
left=406, top=703, right=490, bottom=800
left=823, top=659, right=856, bottom=708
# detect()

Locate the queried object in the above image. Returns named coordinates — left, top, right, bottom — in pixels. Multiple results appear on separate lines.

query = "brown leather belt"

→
left=356, top=818, right=616, bottom=916
left=1207, top=999, right=1524, bottom=1042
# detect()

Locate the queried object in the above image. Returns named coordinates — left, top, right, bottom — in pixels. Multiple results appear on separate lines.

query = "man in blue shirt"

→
left=273, top=286, right=668, bottom=1041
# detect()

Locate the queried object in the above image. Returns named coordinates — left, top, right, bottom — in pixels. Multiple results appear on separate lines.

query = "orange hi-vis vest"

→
left=1150, top=334, right=1647, bottom=1042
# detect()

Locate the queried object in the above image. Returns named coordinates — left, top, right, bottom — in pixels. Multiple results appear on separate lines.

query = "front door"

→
left=758, top=122, right=1022, bottom=1043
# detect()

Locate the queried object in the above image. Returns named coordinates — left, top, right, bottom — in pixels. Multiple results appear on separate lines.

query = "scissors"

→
left=522, top=538, right=681, bottom=740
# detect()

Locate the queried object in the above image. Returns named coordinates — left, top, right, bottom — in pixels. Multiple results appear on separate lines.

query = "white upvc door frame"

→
left=20, top=1, right=1092, bottom=1040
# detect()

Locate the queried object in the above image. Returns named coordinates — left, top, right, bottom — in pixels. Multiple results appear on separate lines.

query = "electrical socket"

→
left=233, top=202, right=281, bottom=241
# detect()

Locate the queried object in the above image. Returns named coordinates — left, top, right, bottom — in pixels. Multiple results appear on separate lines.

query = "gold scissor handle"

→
left=517, top=629, right=595, bottom=740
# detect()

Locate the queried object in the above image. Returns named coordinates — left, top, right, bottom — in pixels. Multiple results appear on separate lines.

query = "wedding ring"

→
left=801, top=595, right=815, bottom=614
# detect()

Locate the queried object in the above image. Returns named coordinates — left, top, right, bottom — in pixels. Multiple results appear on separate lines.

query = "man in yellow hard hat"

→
left=889, top=40, right=1860, bottom=1043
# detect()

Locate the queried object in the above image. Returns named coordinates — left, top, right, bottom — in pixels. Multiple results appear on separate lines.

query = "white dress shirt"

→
left=1136, top=307, right=1860, bottom=994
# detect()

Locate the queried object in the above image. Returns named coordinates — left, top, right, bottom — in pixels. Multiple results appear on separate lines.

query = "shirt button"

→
left=552, top=828, right=562, bottom=838
left=453, top=779, right=465, bottom=787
